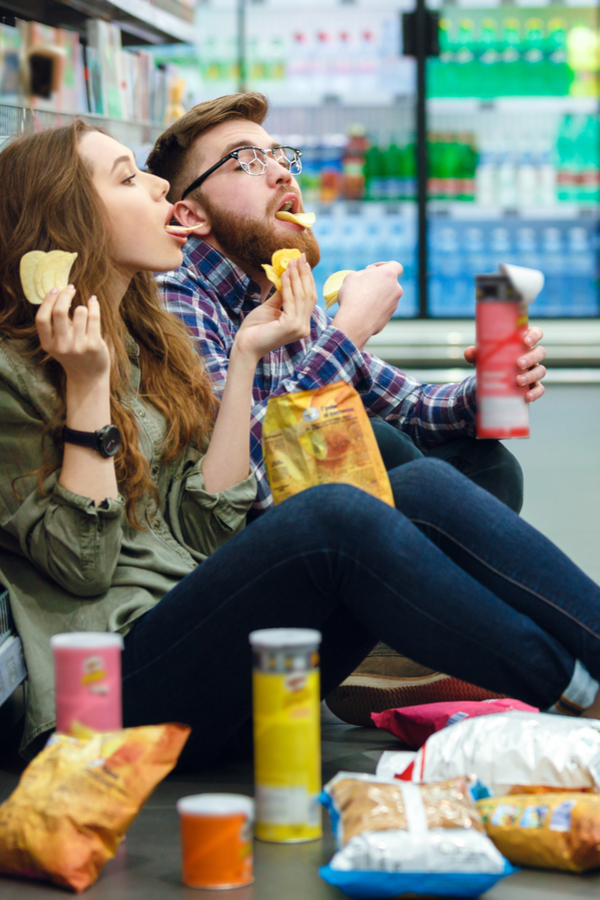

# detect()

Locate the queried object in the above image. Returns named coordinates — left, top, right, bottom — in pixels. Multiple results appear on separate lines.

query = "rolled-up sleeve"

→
left=0, top=380, right=126, bottom=597
left=171, top=456, right=257, bottom=559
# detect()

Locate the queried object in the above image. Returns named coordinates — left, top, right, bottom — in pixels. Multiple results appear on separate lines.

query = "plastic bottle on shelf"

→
left=497, top=145, right=518, bottom=208
left=516, top=225, right=540, bottom=271
left=298, top=135, right=321, bottom=205
left=383, top=140, right=403, bottom=201
left=476, top=146, right=497, bottom=206
left=555, top=114, right=576, bottom=203
left=540, top=226, right=565, bottom=314
left=477, top=18, right=499, bottom=100
left=566, top=226, right=597, bottom=313
left=522, top=18, right=545, bottom=97
left=545, top=18, right=571, bottom=97
left=535, top=142, right=557, bottom=206
left=343, top=124, right=368, bottom=200
left=458, top=133, right=477, bottom=201
left=403, top=142, right=417, bottom=201
left=516, top=146, right=538, bottom=209
left=455, top=19, right=477, bottom=98
left=578, top=115, right=600, bottom=205
left=319, top=134, right=345, bottom=203
left=567, top=23, right=599, bottom=98
left=364, top=144, right=386, bottom=201
left=499, top=17, right=521, bottom=97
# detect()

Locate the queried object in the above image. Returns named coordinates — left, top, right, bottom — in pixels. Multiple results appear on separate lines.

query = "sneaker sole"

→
left=325, top=674, right=506, bottom=728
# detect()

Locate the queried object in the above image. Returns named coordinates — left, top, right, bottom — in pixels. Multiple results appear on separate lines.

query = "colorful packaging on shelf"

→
left=477, top=791, right=600, bottom=872
left=0, top=724, right=190, bottom=893
left=262, top=381, right=394, bottom=507
left=319, top=772, right=516, bottom=899
left=372, top=698, right=538, bottom=748
left=376, top=712, right=600, bottom=796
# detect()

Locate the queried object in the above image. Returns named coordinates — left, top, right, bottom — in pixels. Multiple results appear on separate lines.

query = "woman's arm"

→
left=201, top=255, right=317, bottom=494
left=36, top=285, right=119, bottom=505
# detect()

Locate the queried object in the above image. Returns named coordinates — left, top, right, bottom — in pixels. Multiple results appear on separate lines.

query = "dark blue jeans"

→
left=122, top=459, right=600, bottom=770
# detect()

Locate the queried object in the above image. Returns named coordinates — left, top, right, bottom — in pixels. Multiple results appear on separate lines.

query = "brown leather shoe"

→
left=325, top=642, right=506, bottom=728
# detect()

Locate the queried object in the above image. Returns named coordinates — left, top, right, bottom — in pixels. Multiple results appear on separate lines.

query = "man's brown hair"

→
left=146, top=92, right=269, bottom=202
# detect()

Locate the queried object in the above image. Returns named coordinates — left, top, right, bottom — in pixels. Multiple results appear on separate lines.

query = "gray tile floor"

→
left=1, top=384, right=600, bottom=899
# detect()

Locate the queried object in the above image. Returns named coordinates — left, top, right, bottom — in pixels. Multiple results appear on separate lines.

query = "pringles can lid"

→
left=177, top=794, right=255, bottom=819
left=50, top=632, right=124, bottom=650
left=249, top=628, right=322, bottom=650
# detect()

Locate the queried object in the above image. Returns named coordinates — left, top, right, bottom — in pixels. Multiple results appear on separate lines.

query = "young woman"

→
left=1, top=121, right=600, bottom=769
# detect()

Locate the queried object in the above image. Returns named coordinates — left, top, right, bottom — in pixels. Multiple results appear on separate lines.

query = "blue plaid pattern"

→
left=158, top=238, right=477, bottom=510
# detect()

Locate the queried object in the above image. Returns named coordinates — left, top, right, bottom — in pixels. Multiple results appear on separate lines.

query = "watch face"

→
left=101, top=425, right=122, bottom=457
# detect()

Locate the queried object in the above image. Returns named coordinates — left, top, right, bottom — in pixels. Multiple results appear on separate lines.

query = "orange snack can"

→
left=176, top=794, right=254, bottom=890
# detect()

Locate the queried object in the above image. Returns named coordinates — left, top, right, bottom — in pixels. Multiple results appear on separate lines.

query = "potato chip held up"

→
left=20, top=250, right=78, bottom=305
left=261, top=248, right=302, bottom=293
left=275, top=210, right=316, bottom=229
left=324, top=270, right=354, bottom=311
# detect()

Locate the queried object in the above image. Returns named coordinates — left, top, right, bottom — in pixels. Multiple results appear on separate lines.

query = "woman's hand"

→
left=35, top=285, right=110, bottom=385
left=235, top=254, right=317, bottom=361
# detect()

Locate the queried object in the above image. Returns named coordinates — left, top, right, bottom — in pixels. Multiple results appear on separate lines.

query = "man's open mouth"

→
left=276, top=194, right=300, bottom=215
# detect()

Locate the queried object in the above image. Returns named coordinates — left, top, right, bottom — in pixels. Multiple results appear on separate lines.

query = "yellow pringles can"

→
left=249, top=628, right=322, bottom=843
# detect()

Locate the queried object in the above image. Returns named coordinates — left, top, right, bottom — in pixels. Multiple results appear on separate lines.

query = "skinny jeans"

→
left=122, top=458, right=600, bottom=770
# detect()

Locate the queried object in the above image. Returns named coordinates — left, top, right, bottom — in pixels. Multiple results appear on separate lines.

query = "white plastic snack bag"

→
left=376, top=712, right=600, bottom=796
left=319, top=772, right=515, bottom=899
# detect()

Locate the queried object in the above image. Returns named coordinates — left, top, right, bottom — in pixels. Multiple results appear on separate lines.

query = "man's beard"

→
left=200, top=194, right=321, bottom=273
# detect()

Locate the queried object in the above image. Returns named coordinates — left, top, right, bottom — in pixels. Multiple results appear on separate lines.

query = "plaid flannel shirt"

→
left=158, top=238, right=477, bottom=511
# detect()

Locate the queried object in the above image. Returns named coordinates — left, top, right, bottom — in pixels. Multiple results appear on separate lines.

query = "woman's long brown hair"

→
left=0, top=120, right=218, bottom=526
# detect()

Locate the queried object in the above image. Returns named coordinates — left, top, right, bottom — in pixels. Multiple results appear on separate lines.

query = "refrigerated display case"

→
left=191, top=0, right=598, bottom=319
left=426, top=2, right=600, bottom=317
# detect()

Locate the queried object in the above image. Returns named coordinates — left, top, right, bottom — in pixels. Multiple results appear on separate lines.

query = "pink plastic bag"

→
left=372, top=698, right=538, bottom=748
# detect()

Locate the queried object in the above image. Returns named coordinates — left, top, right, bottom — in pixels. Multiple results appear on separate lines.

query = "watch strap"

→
left=62, top=426, right=100, bottom=451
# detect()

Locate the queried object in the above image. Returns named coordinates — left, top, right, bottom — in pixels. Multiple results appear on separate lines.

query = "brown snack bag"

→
left=330, top=776, right=484, bottom=846
left=477, top=792, right=600, bottom=872
left=0, top=724, right=190, bottom=892
left=262, top=381, right=394, bottom=507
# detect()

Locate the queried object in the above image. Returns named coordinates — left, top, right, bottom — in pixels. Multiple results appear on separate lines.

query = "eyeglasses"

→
left=181, top=146, right=303, bottom=200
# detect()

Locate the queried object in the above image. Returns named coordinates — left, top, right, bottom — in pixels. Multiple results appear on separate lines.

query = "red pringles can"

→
left=476, top=263, right=544, bottom=440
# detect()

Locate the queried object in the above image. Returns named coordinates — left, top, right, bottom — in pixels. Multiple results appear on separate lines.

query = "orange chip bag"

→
left=262, top=381, right=394, bottom=507
left=0, top=723, right=190, bottom=893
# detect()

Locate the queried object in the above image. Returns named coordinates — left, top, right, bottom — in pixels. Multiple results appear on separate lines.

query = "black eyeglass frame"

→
left=180, top=146, right=303, bottom=201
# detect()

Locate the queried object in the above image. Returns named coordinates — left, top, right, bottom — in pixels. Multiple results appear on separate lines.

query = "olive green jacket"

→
left=0, top=336, right=256, bottom=755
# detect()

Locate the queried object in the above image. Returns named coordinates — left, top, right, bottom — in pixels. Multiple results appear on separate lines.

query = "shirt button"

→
left=153, top=517, right=160, bottom=529
left=152, top=464, right=159, bottom=476
left=139, top=409, right=147, bottom=418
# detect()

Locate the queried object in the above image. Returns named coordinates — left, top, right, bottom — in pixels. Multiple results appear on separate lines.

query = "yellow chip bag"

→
left=261, top=248, right=302, bottom=292
left=477, top=792, right=600, bottom=872
left=262, top=381, right=394, bottom=507
left=324, top=269, right=355, bottom=310
left=0, top=724, right=190, bottom=893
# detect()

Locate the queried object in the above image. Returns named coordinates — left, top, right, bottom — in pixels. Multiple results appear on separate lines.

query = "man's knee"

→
left=426, top=438, right=523, bottom=513
left=370, top=417, right=423, bottom=471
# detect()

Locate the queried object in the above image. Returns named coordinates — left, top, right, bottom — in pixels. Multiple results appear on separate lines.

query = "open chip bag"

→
left=319, top=772, right=516, bottom=899
left=262, top=381, right=394, bottom=507
left=376, top=712, right=600, bottom=796
left=0, top=723, right=190, bottom=892
left=477, top=791, right=600, bottom=873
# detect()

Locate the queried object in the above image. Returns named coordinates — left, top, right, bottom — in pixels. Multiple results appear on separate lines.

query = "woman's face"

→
left=79, top=131, right=187, bottom=278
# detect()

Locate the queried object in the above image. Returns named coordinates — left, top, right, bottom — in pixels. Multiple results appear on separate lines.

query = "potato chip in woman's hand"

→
left=261, top=248, right=302, bottom=293
left=20, top=250, right=77, bottom=305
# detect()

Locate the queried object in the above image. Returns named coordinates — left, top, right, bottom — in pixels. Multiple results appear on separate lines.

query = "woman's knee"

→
left=388, top=457, right=470, bottom=518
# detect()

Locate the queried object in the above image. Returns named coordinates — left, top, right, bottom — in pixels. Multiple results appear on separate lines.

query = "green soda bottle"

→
left=522, top=18, right=545, bottom=97
left=430, top=17, right=455, bottom=97
left=545, top=18, right=571, bottom=97
left=455, top=19, right=477, bottom=97
left=499, top=17, right=521, bottom=97
left=384, top=140, right=403, bottom=201
left=364, top=145, right=385, bottom=201
left=478, top=18, right=499, bottom=99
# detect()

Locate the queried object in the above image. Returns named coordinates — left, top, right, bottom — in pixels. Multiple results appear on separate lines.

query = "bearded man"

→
left=147, top=92, right=548, bottom=722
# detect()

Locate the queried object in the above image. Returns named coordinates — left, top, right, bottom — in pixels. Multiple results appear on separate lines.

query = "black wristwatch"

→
left=62, top=424, right=122, bottom=459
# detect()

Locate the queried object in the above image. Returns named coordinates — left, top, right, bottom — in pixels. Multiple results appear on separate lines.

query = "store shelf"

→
left=0, top=103, right=162, bottom=147
left=428, top=203, right=599, bottom=221
left=428, top=98, right=599, bottom=115
left=0, top=0, right=191, bottom=44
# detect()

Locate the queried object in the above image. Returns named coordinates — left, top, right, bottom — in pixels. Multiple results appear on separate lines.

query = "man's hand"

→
left=331, top=261, right=403, bottom=350
left=464, top=326, right=547, bottom=403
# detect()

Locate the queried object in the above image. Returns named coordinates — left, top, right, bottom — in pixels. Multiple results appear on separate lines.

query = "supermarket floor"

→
left=1, top=384, right=600, bottom=899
